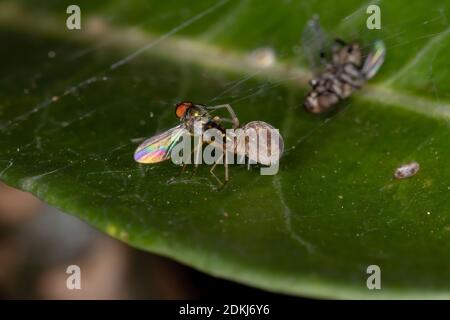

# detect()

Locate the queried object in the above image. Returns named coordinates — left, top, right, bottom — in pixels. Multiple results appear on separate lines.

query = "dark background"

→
left=0, top=182, right=298, bottom=299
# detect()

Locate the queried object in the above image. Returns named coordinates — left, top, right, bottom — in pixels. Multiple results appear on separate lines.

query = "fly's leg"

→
left=319, top=51, right=327, bottom=66
left=177, top=136, right=201, bottom=178
left=177, top=164, right=189, bottom=177
left=189, top=134, right=203, bottom=179
left=334, top=38, right=347, bottom=47
left=207, top=104, right=240, bottom=129
left=188, top=166, right=198, bottom=179
left=177, top=148, right=196, bottom=177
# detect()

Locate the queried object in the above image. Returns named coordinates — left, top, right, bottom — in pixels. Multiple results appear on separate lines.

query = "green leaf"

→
left=1, top=0, right=450, bottom=298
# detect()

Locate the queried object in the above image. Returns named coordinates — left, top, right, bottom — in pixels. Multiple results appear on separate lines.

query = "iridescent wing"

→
left=302, top=16, right=331, bottom=74
left=134, top=124, right=186, bottom=164
left=362, top=40, right=386, bottom=79
left=235, top=121, right=284, bottom=166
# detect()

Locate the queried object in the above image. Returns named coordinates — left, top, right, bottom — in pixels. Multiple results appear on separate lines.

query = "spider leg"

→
left=216, top=117, right=236, bottom=125
left=224, top=154, right=229, bottom=182
left=209, top=158, right=224, bottom=186
left=208, top=140, right=230, bottom=187
left=207, top=104, right=239, bottom=129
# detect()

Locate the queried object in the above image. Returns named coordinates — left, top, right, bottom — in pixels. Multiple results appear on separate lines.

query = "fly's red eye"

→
left=175, top=101, right=192, bottom=118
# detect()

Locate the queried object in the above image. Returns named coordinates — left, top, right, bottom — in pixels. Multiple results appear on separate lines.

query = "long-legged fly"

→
left=134, top=101, right=284, bottom=185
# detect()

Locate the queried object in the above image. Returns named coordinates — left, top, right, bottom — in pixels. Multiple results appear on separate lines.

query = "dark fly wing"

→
left=301, top=16, right=331, bottom=74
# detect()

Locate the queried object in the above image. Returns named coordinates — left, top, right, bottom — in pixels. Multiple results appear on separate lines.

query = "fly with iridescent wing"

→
left=134, top=102, right=284, bottom=185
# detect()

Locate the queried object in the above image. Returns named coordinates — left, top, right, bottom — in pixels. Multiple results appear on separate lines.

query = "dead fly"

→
left=302, top=17, right=386, bottom=113
left=134, top=101, right=284, bottom=185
